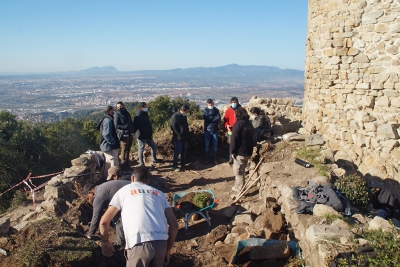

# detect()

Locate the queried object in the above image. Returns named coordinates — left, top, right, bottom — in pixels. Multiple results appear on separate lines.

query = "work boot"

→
left=228, top=158, right=233, bottom=165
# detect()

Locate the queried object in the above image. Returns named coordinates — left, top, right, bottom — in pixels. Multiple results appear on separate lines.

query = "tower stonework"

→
left=303, top=0, right=400, bottom=184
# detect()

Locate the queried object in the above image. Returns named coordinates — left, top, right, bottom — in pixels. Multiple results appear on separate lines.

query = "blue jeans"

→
left=173, top=140, right=188, bottom=168
left=204, top=131, right=218, bottom=161
left=137, top=139, right=157, bottom=165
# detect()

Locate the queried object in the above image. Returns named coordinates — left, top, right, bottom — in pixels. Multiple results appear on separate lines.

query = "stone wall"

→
left=246, top=96, right=303, bottom=135
left=303, top=0, right=400, bottom=186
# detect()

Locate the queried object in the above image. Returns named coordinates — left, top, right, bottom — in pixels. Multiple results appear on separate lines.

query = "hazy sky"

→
left=0, top=1, right=308, bottom=73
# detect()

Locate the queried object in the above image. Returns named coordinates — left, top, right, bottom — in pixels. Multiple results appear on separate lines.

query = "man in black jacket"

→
left=202, top=99, right=221, bottom=164
left=133, top=102, right=158, bottom=167
left=170, top=104, right=190, bottom=172
left=230, top=107, right=254, bottom=198
left=114, top=102, right=134, bottom=170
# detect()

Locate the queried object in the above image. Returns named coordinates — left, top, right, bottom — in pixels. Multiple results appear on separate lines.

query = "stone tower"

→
left=303, top=0, right=400, bottom=185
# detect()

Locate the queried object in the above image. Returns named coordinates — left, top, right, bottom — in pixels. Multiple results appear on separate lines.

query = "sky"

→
left=0, top=1, right=308, bottom=73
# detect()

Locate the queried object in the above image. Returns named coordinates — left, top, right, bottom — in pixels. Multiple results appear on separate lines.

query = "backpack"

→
left=94, top=117, right=104, bottom=131
left=371, top=188, right=400, bottom=218
left=253, top=126, right=272, bottom=146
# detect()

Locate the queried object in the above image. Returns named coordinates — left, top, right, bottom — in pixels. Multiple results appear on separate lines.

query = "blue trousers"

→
left=137, top=138, right=157, bottom=165
left=204, top=131, right=218, bottom=161
left=173, top=141, right=188, bottom=168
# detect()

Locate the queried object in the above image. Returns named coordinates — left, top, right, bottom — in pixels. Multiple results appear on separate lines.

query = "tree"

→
left=171, top=97, right=202, bottom=121
left=147, top=95, right=173, bottom=130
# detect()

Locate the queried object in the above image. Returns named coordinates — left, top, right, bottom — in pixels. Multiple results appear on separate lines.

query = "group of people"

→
left=97, top=102, right=158, bottom=180
left=86, top=97, right=272, bottom=266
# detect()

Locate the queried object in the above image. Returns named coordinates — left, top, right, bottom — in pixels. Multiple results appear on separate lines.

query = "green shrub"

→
left=10, top=189, right=27, bottom=209
left=335, top=174, right=370, bottom=208
left=192, top=192, right=211, bottom=209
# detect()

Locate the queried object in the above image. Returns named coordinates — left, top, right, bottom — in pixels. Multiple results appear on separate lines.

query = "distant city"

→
left=0, top=65, right=305, bottom=122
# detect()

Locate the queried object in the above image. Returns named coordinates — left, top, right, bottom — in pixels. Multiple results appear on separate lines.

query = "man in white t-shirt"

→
left=99, top=166, right=178, bottom=267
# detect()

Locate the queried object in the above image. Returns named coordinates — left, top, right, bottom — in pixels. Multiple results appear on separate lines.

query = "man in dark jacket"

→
left=133, top=102, right=158, bottom=167
left=202, top=99, right=221, bottom=164
left=83, top=180, right=130, bottom=246
left=170, top=104, right=190, bottom=172
left=230, top=107, right=254, bottom=198
left=96, top=106, right=120, bottom=179
left=114, top=102, right=134, bottom=170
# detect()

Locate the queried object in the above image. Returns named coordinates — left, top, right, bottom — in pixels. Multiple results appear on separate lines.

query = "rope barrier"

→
left=0, top=173, right=31, bottom=197
left=0, top=170, right=63, bottom=197
left=30, top=171, right=64, bottom=179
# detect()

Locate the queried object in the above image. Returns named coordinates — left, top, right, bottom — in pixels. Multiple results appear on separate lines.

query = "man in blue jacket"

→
left=202, top=99, right=221, bottom=164
left=96, top=106, right=120, bottom=179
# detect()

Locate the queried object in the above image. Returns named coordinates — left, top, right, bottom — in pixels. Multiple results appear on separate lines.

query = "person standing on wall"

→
left=170, top=104, right=190, bottom=172
left=96, top=106, right=120, bottom=179
left=114, top=102, right=134, bottom=171
left=202, top=99, right=221, bottom=164
left=230, top=107, right=254, bottom=199
left=133, top=102, right=158, bottom=167
left=223, top=97, right=241, bottom=164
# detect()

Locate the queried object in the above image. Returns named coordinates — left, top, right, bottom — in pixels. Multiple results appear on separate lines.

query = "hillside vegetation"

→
left=0, top=95, right=201, bottom=212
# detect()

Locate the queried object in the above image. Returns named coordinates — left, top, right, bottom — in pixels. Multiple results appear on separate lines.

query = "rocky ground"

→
left=2, top=121, right=398, bottom=267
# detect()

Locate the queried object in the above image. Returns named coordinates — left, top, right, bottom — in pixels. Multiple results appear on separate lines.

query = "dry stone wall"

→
left=303, top=0, right=400, bottom=185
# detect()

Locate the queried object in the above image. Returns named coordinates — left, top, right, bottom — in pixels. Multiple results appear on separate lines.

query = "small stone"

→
left=352, top=214, right=367, bottom=224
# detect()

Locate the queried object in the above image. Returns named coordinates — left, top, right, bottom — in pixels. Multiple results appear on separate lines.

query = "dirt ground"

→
left=0, top=124, right=317, bottom=267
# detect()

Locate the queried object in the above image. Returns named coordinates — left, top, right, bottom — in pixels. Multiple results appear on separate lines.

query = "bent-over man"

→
left=99, top=166, right=178, bottom=267
left=83, top=180, right=130, bottom=246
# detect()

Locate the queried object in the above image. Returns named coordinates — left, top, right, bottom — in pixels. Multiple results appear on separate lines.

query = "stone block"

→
left=313, top=204, right=342, bottom=217
left=387, top=45, right=398, bottom=55
left=0, top=217, right=10, bottom=235
left=44, top=185, right=67, bottom=200
left=214, top=242, right=236, bottom=262
left=206, top=225, right=228, bottom=244
left=377, top=124, right=399, bottom=139
left=306, top=224, right=354, bottom=245
left=249, top=242, right=290, bottom=260
left=376, top=23, right=389, bottom=33
left=381, top=140, right=399, bottom=151
left=368, top=216, right=395, bottom=232
left=354, top=54, right=369, bottom=63
left=22, top=211, right=37, bottom=222
left=232, top=213, right=254, bottom=226
left=223, top=233, right=239, bottom=244
left=14, top=221, right=29, bottom=231
left=347, top=48, right=360, bottom=56
left=331, top=219, right=350, bottom=230
left=305, top=134, right=325, bottom=146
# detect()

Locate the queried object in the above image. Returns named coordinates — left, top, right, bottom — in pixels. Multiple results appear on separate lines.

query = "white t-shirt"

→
left=110, top=182, right=170, bottom=249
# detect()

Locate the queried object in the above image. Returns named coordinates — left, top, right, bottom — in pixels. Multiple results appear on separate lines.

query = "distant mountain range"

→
left=0, top=64, right=304, bottom=83
left=79, top=64, right=304, bottom=83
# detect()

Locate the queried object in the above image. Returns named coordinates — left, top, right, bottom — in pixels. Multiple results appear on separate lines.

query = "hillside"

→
left=0, top=97, right=399, bottom=267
